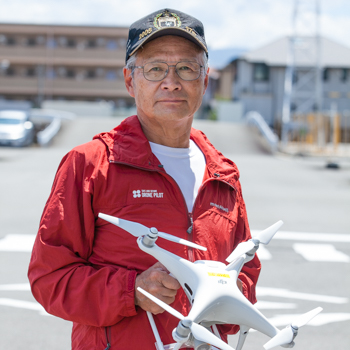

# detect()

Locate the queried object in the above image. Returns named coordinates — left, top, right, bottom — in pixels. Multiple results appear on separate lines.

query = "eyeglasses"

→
left=133, top=61, right=204, bottom=82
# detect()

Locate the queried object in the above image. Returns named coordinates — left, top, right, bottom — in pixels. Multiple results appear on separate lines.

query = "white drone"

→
left=99, top=213, right=322, bottom=350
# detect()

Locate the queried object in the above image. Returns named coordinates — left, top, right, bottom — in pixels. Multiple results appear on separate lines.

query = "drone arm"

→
left=137, top=237, right=200, bottom=294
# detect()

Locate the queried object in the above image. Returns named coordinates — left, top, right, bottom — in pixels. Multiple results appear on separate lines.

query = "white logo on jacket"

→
left=210, top=202, right=229, bottom=213
left=133, top=189, right=164, bottom=198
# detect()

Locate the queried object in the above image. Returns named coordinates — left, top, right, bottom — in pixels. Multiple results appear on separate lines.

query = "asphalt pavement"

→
left=0, top=116, right=349, bottom=350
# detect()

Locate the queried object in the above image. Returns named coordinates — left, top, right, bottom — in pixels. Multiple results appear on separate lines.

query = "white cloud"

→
left=0, top=0, right=349, bottom=50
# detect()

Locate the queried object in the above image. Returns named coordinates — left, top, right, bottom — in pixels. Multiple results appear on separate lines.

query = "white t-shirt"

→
left=149, top=140, right=206, bottom=212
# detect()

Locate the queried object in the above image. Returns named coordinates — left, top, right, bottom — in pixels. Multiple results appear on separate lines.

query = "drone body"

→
left=137, top=237, right=279, bottom=340
left=99, top=213, right=322, bottom=350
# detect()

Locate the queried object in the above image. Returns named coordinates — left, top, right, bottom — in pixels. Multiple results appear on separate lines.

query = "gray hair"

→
left=125, top=50, right=209, bottom=75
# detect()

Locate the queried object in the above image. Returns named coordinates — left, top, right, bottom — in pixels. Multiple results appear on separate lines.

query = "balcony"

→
left=0, top=46, right=126, bottom=67
left=0, top=77, right=129, bottom=98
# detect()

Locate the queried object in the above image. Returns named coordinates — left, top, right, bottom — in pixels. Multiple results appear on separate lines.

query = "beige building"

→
left=0, top=23, right=133, bottom=107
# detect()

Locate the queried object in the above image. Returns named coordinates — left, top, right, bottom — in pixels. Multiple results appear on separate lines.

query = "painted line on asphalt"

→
left=293, top=243, right=350, bottom=262
left=255, top=301, right=297, bottom=310
left=267, top=313, right=350, bottom=327
left=0, top=234, right=35, bottom=252
left=0, top=283, right=30, bottom=291
left=1, top=231, right=350, bottom=252
left=0, top=298, right=49, bottom=316
left=257, top=287, right=349, bottom=304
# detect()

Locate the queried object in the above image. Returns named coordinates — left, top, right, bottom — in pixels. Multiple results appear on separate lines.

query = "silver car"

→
left=0, top=110, right=35, bottom=147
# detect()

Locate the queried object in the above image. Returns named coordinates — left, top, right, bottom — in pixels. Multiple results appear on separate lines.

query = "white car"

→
left=0, top=110, right=35, bottom=147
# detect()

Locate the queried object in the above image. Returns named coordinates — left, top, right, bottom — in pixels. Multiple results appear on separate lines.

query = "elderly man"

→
left=28, top=8, right=260, bottom=350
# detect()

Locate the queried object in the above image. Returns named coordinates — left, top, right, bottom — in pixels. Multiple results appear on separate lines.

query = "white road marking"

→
left=1, top=231, right=350, bottom=252
left=252, top=230, right=350, bottom=243
left=0, top=283, right=30, bottom=291
left=267, top=313, right=350, bottom=327
left=256, top=245, right=272, bottom=260
left=0, top=298, right=49, bottom=316
left=257, top=287, right=349, bottom=304
left=0, top=234, right=35, bottom=252
left=255, top=301, right=296, bottom=309
left=293, top=243, right=350, bottom=262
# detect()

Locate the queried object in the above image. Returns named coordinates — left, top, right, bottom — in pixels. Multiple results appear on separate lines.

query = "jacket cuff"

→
left=122, top=269, right=138, bottom=317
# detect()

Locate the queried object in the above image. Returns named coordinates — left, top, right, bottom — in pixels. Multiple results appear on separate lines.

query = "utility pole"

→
left=281, top=0, right=323, bottom=147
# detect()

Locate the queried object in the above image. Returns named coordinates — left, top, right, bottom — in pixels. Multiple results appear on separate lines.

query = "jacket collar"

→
left=94, top=115, right=240, bottom=185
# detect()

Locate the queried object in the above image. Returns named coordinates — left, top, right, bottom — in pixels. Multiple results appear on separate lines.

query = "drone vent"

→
left=184, top=283, right=193, bottom=295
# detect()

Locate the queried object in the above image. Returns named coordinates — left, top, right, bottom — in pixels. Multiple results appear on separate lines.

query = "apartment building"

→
left=0, top=23, right=133, bottom=107
left=218, top=36, right=350, bottom=126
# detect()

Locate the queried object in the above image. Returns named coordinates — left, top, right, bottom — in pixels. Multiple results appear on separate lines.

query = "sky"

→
left=0, top=0, right=349, bottom=52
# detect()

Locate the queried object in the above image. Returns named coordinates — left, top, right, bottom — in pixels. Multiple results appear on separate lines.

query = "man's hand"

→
left=135, top=262, right=181, bottom=314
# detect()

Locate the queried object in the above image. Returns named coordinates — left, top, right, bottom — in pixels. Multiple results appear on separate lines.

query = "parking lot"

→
left=1, top=117, right=349, bottom=349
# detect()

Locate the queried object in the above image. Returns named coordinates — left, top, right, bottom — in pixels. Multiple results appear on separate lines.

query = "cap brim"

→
left=128, top=27, right=208, bottom=58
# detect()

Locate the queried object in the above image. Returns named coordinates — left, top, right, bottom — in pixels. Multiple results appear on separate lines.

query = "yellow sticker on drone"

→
left=208, top=272, right=230, bottom=278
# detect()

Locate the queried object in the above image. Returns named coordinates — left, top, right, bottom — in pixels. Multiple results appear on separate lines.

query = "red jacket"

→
left=28, top=115, right=261, bottom=350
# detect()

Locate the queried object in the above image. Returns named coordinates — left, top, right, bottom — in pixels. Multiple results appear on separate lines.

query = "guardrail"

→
left=246, top=111, right=279, bottom=153
left=30, top=108, right=76, bottom=147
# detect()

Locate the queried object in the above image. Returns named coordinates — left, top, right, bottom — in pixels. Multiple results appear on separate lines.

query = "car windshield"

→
left=0, top=118, right=22, bottom=125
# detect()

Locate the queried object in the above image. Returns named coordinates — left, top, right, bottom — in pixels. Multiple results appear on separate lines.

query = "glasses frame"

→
left=132, top=61, right=204, bottom=82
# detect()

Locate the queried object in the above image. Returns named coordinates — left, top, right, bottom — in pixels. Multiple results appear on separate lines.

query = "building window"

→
left=323, top=68, right=330, bottom=81
left=106, top=70, right=117, bottom=80
left=46, top=68, right=56, bottom=79
left=107, top=40, right=118, bottom=50
left=253, top=63, right=269, bottom=81
left=6, top=67, right=15, bottom=76
left=27, top=38, right=36, bottom=46
left=6, top=37, right=16, bottom=46
left=341, top=69, right=348, bottom=82
left=87, top=39, right=96, bottom=48
left=67, top=38, right=76, bottom=48
left=86, top=69, right=96, bottom=78
left=26, top=67, right=36, bottom=77
left=47, top=38, right=56, bottom=48
left=66, top=69, right=75, bottom=78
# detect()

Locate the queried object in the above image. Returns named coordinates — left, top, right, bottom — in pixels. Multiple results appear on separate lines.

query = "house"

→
left=218, top=36, right=350, bottom=127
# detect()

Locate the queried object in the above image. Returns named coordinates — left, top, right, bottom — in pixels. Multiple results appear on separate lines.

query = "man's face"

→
left=124, top=35, right=209, bottom=129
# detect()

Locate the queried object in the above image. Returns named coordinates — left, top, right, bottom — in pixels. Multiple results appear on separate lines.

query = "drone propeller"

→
left=137, top=287, right=234, bottom=350
left=263, top=307, right=323, bottom=350
left=99, top=213, right=207, bottom=251
left=226, top=220, right=283, bottom=263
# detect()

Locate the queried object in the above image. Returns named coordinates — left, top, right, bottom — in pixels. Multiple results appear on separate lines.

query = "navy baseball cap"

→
left=125, top=8, right=208, bottom=63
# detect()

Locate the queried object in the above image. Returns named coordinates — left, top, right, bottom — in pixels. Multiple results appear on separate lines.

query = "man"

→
left=28, top=8, right=261, bottom=350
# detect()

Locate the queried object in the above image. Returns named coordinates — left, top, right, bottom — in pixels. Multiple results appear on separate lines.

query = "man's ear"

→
left=203, top=67, right=210, bottom=95
left=124, top=67, right=135, bottom=98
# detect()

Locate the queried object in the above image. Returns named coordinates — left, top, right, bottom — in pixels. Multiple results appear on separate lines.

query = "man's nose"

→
left=160, top=66, right=182, bottom=91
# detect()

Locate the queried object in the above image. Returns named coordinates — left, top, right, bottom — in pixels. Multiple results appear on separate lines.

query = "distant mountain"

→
left=207, top=47, right=247, bottom=69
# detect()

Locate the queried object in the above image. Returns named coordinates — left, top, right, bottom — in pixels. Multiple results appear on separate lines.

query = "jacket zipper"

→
left=109, top=160, right=236, bottom=262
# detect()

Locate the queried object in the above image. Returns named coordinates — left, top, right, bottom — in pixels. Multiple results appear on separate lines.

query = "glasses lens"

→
left=143, top=62, right=168, bottom=81
left=176, top=62, right=201, bottom=81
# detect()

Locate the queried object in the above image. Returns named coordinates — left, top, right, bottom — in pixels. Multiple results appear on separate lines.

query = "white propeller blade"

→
left=264, top=307, right=323, bottom=350
left=190, top=322, right=234, bottom=350
left=226, top=220, right=283, bottom=263
left=99, top=213, right=149, bottom=237
left=292, top=307, right=323, bottom=328
left=157, top=231, right=207, bottom=251
left=137, top=288, right=184, bottom=320
left=137, top=288, right=234, bottom=350
left=255, top=220, right=284, bottom=245
left=263, top=327, right=294, bottom=350
left=226, top=240, right=255, bottom=263
left=99, top=213, right=207, bottom=251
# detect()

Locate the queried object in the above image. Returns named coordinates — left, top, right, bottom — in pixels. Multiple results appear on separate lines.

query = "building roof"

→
left=240, top=36, right=350, bottom=68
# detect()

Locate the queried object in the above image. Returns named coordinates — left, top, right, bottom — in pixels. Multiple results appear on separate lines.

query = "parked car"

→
left=0, top=110, right=35, bottom=147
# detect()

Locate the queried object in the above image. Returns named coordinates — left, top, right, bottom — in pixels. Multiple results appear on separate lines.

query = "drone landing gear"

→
left=236, top=325, right=250, bottom=350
